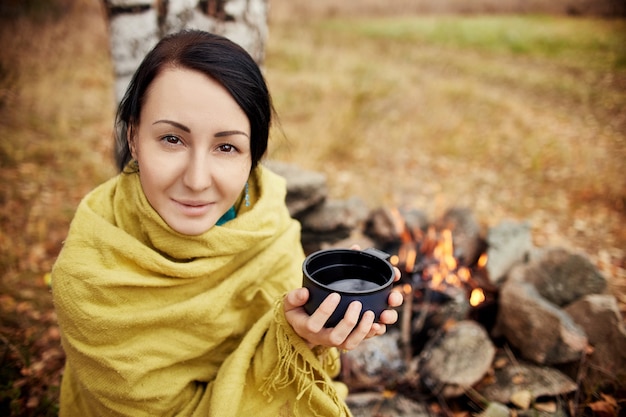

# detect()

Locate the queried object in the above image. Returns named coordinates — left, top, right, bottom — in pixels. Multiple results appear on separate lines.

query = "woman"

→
left=52, top=30, right=402, bottom=416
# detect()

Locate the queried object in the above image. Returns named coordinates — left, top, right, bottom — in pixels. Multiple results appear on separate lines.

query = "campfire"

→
left=375, top=207, right=498, bottom=362
left=338, top=205, right=622, bottom=416
left=273, top=161, right=625, bottom=416
left=388, top=207, right=488, bottom=307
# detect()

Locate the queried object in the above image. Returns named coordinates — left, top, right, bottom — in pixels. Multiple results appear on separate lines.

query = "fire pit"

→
left=371, top=207, right=500, bottom=359
left=272, top=161, right=625, bottom=416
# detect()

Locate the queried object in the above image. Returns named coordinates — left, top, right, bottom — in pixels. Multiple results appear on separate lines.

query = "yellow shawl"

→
left=52, top=165, right=351, bottom=417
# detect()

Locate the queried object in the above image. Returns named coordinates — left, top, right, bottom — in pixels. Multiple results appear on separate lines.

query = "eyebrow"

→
left=153, top=120, right=249, bottom=138
left=215, top=130, right=250, bottom=138
left=153, top=119, right=190, bottom=132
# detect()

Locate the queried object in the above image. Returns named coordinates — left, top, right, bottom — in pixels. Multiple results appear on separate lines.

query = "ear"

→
left=127, top=126, right=137, bottom=160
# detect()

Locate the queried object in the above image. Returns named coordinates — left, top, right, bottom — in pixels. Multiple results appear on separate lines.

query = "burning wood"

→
left=385, top=208, right=490, bottom=312
left=345, top=204, right=623, bottom=416
left=469, top=288, right=486, bottom=307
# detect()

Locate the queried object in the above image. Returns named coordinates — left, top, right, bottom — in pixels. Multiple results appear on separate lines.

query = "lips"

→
left=172, top=199, right=213, bottom=216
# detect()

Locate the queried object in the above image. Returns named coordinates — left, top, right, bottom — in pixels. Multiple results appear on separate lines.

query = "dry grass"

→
left=263, top=11, right=626, bottom=304
left=268, top=0, right=626, bottom=20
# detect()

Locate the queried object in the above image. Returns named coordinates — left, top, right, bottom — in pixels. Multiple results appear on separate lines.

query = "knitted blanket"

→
left=52, top=165, right=351, bottom=416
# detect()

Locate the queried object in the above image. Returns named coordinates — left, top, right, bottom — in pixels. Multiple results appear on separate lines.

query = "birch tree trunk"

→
left=102, top=0, right=269, bottom=104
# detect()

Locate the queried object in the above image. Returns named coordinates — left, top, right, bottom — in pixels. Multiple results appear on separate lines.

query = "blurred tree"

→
left=101, top=0, right=269, bottom=104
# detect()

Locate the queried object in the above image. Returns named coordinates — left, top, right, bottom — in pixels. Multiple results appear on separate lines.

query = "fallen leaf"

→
left=510, top=390, right=532, bottom=410
left=587, top=397, right=617, bottom=417
left=511, top=373, right=526, bottom=384
left=382, top=389, right=396, bottom=399
left=599, top=393, right=617, bottom=407
left=493, top=357, right=508, bottom=369
left=534, top=401, right=557, bottom=413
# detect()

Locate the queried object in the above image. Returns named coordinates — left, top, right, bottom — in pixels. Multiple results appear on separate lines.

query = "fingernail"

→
left=329, top=292, right=341, bottom=303
left=299, top=287, right=308, bottom=299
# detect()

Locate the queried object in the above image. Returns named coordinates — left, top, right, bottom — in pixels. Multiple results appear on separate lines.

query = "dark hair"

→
left=114, top=30, right=273, bottom=172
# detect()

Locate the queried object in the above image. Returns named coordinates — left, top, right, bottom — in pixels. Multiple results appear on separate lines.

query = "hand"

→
left=284, top=265, right=403, bottom=351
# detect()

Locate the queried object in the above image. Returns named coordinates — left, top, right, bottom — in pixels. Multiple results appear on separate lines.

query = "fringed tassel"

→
left=260, top=299, right=351, bottom=417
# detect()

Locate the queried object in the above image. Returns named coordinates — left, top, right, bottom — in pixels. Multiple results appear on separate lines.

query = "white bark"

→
left=103, top=0, right=269, bottom=104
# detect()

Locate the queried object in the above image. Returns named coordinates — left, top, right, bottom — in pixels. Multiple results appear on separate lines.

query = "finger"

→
left=387, top=290, right=404, bottom=308
left=365, top=322, right=386, bottom=339
left=365, top=323, right=379, bottom=339
left=393, top=266, right=402, bottom=282
left=342, top=310, right=375, bottom=350
left=328, top=300, right=362, bottom=345
left=379, top=308, right=398, bottom=325
left=350, top=244, right=362, bottom=251
left=308, top=292, right=341, bottom=333
left=284, top=288, right=309, bottom=312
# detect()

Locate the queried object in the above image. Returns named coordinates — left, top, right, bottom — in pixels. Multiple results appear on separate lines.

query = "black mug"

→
left=302, top=248, right=395, bottom=328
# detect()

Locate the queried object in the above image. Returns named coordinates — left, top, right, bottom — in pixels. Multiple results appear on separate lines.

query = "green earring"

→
left=244, top=182, right=250, bottom=207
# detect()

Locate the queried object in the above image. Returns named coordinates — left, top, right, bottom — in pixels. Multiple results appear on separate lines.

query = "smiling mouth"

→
left=173, top=199, right=213, bottom=216
left=178, top=200, right=209, bottom=207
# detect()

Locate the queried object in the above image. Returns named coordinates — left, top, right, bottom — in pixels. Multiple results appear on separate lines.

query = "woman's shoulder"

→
left=70, top=174, right=122, bottom=226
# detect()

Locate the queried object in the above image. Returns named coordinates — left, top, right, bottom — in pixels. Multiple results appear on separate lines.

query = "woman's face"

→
left=130, top=67, right=252, bottom=235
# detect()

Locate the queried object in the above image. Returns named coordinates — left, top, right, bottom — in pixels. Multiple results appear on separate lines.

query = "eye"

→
left=161, top=135, right=182, bottom=146
left=217, top=143, right=238, bottom=153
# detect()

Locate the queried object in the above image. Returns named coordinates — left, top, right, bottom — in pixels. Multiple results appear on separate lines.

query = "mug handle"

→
left=363, top=247, right=391, bottom=261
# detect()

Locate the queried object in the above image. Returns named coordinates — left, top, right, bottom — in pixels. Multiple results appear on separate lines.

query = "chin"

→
left=168, top=219, right=217, bottom=236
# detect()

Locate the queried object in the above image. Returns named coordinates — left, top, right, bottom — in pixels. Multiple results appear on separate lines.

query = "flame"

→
left=389, top=208, right=489, bottom=307
left=389, top=208, right=419, bottom=273
left=426, top=228, right=462, bottom=290
left=396, top=244, right=417, bottom=273
left=404, top=247, right=417, bottom=272
left=478, top=253, right=488, bottom=268
left=457, top=266, right=471, bottom=282
left=469, top=288, right=485, bottom=307
left=445, top=273, right=461, bottom=287
left=430, top=270, right=443, bottom=288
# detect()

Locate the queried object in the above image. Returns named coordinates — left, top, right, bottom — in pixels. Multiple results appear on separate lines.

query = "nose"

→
left=182, top=152, right=212, bottom=191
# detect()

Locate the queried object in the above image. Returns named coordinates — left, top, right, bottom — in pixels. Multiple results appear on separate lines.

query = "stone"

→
left=264, top=160, right=328, bottom=217
left=418, top=320, right=495, bottom=398
left=402, top=208, right=429, bottom=238
left=525, top=247, right=607, bottom=307
left=476, top=361, right=577, bottom=404
left=299, top=197, right=369, bottom=252
left=345, top=392, right=430, bottom=417
left=363, top=207, right=403, bottom=245
left=494, top=275, right=587, bottom=365
left=363, top=207, right=428, bottom=246
left=485, top=220, right=533, bottom=285
left=341, top=330, right=405, bottom=388
left=564, top=294, right=626, bottom=389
